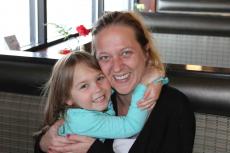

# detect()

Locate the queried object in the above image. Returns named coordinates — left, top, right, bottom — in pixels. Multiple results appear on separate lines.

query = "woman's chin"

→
left=111, top=79, right=136, bottom=94
left=114, top=85, right=135, bottom=95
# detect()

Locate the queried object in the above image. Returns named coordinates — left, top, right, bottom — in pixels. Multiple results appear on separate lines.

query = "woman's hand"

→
left=40, top=119, right=70, bottom=152
left=48, top=135, right=95, bottom=153
left=40, top=119, right=95, bottom=153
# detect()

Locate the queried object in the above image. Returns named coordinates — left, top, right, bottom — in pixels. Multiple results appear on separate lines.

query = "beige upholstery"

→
left=0, top=92, right=44, bottom=153
left=193, top=113, right=230, bottom=153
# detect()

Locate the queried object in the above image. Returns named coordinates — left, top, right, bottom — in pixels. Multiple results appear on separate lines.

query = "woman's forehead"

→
left=95, top=26, right=138, bottom=51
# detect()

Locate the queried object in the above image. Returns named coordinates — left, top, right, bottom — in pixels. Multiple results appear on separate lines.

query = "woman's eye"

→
left=98, top=55, right=110, bottom=62
left=122, top=50, right=132, bottom=57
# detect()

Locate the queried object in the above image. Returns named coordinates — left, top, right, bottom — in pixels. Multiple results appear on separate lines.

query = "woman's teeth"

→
left=114, top=73, right=129, bottom=80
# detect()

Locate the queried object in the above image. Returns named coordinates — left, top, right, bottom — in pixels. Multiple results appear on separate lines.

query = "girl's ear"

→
left=66, top=99, right=74, bottom=106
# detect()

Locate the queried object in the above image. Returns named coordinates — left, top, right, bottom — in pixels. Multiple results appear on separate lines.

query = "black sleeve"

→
left=178, top=92, right=196, bottom=153
left=34, top=132, right=46, bottom=153
left=159, top=86, right=196, bottom=153
left=33, top=133, right=114, bottom=153
left=87, top=139, right=114, bottom=153
left=129, top=85, right=195, bottom=153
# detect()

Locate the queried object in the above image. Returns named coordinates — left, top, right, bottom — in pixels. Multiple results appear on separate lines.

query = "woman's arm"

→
left=34, top=120, right=67, bottom=153
left=162, top=88, right=195, bottom=153
left=179, top=95, right=196, bottom=153
left=127, top=86, right=195, bottom=153
left=87, top=139, right=114, bottom=153
left=34, top=120, right=95, bottom=153
left=48, top=134, right=96, bottom=153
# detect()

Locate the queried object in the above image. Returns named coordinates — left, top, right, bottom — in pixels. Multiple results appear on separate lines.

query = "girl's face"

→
left=94, top=25, right=147, bottom=94
left=66, top=63, right=112, bottom=111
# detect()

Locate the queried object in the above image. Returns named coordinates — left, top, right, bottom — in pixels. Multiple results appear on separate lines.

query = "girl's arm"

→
left=58, top=67, right=168, bottom=139
left=58, top=84, right=148, bottom=139
left=138, top=67, right=167, bottom=109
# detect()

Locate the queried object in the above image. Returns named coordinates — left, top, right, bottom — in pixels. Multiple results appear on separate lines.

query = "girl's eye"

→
left=79, top=84, right=88, bottom=90
left=97, top=74, right=105, bottom=82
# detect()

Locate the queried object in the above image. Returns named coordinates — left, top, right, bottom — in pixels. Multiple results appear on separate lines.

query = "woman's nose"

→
left=112, top=56, right=123, bottom=72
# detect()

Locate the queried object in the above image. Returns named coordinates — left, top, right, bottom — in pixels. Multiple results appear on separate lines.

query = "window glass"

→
left=104, top=0, right=130, bottom=11
left=0, top=0, right=30, bottom=50
left=47, top=0, right=93, bottom=42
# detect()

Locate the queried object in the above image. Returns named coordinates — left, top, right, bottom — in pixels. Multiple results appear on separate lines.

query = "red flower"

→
left=59, top=48, right=72, bottom=54
left=76, top=25, right=90, bottom=36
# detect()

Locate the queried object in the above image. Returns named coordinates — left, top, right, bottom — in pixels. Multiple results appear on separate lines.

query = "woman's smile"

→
left=113, top=72, right=130, bottom=81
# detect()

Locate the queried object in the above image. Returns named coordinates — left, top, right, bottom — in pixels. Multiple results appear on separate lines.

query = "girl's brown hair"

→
left=42, top=51, right=101, bottom=127
left=92, top=11, right=165, bottom=72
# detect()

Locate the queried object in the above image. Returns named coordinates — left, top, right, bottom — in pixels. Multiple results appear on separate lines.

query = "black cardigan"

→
left=34, top=85, right=195, bottom=153
left=88, top=85, right=195, bottom=153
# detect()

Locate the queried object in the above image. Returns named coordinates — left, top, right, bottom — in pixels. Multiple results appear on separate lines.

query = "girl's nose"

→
left=93, top=82, right=102, bottom=92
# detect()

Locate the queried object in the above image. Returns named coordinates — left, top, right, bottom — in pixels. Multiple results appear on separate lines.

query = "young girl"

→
left=42, top=51, right=168, bottom=140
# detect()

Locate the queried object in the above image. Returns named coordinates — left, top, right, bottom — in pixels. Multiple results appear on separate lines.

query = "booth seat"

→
left=167, top=66, right=230, bottom=153
left=0, top=54, right=230, bottom=153
left=156, top=0, right=230, bottom=14
left=142, top=0, right=230, bottom=37
left=0, top=55, right=53, bottom=153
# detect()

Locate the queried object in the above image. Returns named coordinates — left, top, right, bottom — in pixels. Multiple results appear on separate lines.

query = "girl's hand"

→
left=137, top=82, right=162, bottom=110
left=138, top=66, right=165, bottom=110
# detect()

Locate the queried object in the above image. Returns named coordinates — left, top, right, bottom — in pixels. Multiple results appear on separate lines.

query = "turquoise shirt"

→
left=58, top=84, right=148, bottom=139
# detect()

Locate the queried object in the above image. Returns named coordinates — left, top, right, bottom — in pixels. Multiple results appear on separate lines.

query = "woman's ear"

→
left=144, top=44, right=151, bottom=65
left=144, top=44, right=150, bottom=57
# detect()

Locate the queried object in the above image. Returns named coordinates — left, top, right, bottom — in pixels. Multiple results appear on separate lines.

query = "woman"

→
left=35, top=11, right=195, bottom=153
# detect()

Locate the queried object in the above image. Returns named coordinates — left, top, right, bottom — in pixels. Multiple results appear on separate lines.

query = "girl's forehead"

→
left=74, top=63, right=101, bottom=75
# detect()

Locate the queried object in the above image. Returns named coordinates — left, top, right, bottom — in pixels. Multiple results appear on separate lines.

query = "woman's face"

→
left=94, top=25, right=147, bottom=94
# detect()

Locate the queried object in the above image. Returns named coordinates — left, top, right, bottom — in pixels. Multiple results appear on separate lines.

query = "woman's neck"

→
left=116, top=93, right=132, bottom=116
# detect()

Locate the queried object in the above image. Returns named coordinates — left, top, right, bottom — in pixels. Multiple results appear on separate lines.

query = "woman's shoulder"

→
left=161, top=85, right=188, bottom=100
left=158, top=85, right=192, bottom=111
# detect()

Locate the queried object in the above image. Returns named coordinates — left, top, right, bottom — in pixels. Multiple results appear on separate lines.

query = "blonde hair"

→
left=42, top=51, right=101, bottom=127
left=92, top=11, right=165, bottom=72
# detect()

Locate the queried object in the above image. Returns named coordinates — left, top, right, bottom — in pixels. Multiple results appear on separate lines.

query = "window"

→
left=104, top=0, right=133, bottom=12
left=0, top=0, right=30, bottom=50
left=0, top=0, right=94, bottom=50
left=47, top=0, right=93, bottom=42
left=0, top=0, right=134, bottom=51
